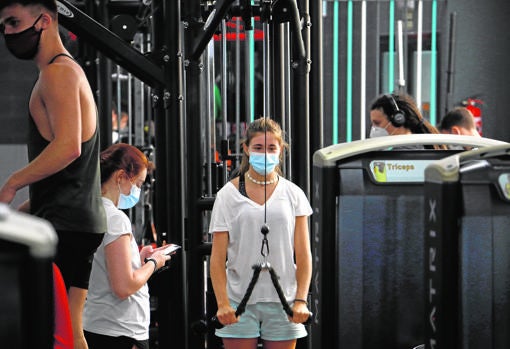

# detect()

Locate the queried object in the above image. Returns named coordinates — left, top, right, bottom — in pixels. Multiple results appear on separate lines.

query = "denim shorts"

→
left=215, top=301, right=307, bottom=341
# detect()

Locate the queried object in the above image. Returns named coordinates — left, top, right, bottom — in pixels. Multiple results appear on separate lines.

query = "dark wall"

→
left=0, top=37, right=38, bottom=144
left=440, top=0, right=510, bottom=141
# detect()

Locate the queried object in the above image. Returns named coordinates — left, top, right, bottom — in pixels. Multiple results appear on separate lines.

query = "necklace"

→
left=246, top=172, right=278, bottom=185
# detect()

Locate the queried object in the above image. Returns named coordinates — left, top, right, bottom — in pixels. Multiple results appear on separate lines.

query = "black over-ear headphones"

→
left=385, top=94, right=406, bottom=127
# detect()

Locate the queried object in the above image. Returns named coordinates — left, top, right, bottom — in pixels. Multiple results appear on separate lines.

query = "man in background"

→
left=438, top=107, right=481, bottom=137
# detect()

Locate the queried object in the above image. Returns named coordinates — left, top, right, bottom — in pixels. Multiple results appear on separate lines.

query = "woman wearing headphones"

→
left=369, top=93, right=446, bottom=150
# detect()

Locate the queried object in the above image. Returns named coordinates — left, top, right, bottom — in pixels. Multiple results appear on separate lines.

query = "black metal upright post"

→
left=182, top=0, right=207, bottom=348
left=309, top=0, right=323, bottom=153
left=151, top=0, right=186, bottom=348
left=291, top=1, right=311, bottom=348
left=306, top=4, right=322, bottom=349
left=445, top=11, right=457, bottom=116
left=291, top=0, right=311, bottom=198
left=272, top=24, right=285, bottom=125
left=96, top=0, right=112, bottom=149
left=97, top=55, right=112, bottom=149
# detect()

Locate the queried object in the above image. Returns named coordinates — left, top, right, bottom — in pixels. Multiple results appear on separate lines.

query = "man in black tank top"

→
left=0, top=1, right=106, bottom=348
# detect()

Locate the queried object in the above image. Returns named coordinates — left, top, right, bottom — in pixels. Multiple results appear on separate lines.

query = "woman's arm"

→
left=210, top=231, right=237, bottom=325
left=105, top=234, right=168, bottom=300
left=292, top=215, right=312, bottom=323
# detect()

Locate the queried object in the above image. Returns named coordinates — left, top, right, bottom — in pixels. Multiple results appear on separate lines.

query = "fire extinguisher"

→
left=462, top=96, right=484, bottom=136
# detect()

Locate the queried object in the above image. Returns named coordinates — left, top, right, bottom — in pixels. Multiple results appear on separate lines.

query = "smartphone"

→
left=161, top=244, right=181, bottom=255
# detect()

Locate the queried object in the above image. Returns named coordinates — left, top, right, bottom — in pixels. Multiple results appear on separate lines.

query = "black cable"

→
left=268, top=266, right=293, bottom=317
left=210, top=264, right=262, bottom=329
left=209, top=263, right=313, bottom=329
left=233, top=265, right=262, bottom=317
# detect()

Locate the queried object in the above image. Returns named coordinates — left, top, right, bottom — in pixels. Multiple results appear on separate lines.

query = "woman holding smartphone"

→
left=84, top=143, right=171, bottom=349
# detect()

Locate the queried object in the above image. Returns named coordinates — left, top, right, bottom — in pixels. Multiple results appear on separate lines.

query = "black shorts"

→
left=84, top=330, right=149, bottom=349
left=54, top=230, right=104, bottom=290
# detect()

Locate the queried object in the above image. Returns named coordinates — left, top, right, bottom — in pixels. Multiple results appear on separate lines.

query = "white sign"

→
left=369, top=160, right=434, bottom=183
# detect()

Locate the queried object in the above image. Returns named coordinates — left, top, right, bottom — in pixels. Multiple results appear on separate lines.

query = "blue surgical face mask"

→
left=118, top=183, right=141, bottom=209
left=249, top=152, right=280, bottom=175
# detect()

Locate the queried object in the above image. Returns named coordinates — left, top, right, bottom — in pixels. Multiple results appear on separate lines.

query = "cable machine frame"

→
left=56, top=0, right=313, bottom=348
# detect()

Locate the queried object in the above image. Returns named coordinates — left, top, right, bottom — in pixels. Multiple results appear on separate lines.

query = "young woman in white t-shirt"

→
left=209, top=117, right=312, bottom=349
left=84, top=143, right=171, bottom=349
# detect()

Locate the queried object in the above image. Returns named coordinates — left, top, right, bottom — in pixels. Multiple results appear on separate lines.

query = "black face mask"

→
left=3, top=14, right=43, bottom=60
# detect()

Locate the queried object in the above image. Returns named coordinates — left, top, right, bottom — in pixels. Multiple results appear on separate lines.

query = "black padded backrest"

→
left=0, top=40, right=37, bottom=144
left=311, top=136, right=507, bottom=349
left=0, top=206, right=56, bottom=349
left=312, top=148, right=457, bottom=349
left=424, top=146, right=510, bottom=349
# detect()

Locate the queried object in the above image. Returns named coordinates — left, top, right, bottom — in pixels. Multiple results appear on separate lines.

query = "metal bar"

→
left=221, top=19, right=228, bottom=183
left=94, top=0, right=112, bottom=150
left=151, top=0, right=186, bottom=348
left=332, top=1, right=339, bottom=144
left=127, top=72, right=133, bottom=145
left=56, top=0, right=165, bottom=87
left=310, top=0, right=323, bottom=149
left=132, top=32, right=146, bottom=146
left=248, top=24, right=255, bottom=121
left=283, top=23, right=292, bottom=178
left=182, top=0, right=208, bottom=348
left=416, top=0, right=423, bottom=111
left=397, top=20, right=406, bottom=91
left=291, top=0, right=310, bottom=196
left=235, top=16, right=241, bottom=167
left=429, top=0, right=438, bottom=125
left=445, top=11, right=457, bottom=115
left=115, top=64, right=122, bottom=143
left=272, top=21, right=284, bottom=142
left=272, top=0, right=306, bottom=62
left=188, top=0, right=237, bottom=61
left=98, top=54, right=113, bottom=148
left=388, top=0, right=395, bottom=92
left=263, top=22, right=271, bottom=117
left=205, top=41, right=215, bottom=195
left=360, top=1, right=367, bottom=140
left=346, top=0, right=353, bottom=142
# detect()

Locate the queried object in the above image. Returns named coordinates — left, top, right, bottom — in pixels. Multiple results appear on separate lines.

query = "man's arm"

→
left=0, top=63, right=83, bottom=204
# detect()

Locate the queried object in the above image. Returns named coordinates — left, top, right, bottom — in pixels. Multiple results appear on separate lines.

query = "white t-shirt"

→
left=209, top=177, right=312, bottom=304
left=83, top=197, right=150, bottom=340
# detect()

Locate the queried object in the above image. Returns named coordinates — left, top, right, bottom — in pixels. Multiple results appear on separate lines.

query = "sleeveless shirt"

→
left=27, top=53, right=106, bottom=234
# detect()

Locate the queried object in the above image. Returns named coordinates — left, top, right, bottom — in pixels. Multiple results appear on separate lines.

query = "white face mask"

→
left=369, top=125, right=390, bottom=138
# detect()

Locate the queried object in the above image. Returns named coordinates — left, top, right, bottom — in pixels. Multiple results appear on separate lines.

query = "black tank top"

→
left=27, top=53, right=106, bottom=234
